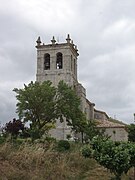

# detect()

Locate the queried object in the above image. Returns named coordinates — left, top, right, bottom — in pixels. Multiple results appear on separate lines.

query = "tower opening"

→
left=44, top=53, right=50, bottom=70
left=56, top=52, right=63, bottom=69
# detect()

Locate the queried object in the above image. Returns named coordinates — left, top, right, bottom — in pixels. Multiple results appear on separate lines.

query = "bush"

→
left=57, top=140, right=70, bottom=152
left=4, top=118, right=24, bottom=138
left=66, top=134, right=71, bottom=140
left=0, top=136, right=5, bottom=144
left=82, top=145, right=93, bottom=158
left=45, top=136, right=56, bottom=143
left=91, top=136, right=135, bottom=180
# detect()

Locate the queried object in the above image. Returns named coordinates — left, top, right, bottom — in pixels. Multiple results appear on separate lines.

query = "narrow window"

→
left=74, top=59, right=76, bottom=74
left=56, top=52, right=63, bottom=69
left=44, top=53, right=50, bottom=70
left=71, top=55, right=73, bottom=71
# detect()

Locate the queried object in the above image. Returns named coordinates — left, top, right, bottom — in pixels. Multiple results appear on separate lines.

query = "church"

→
left=35, top=34, right=128, bottom=141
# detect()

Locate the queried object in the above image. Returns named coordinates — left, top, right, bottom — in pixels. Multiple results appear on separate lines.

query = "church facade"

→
left=36, top=34, right=128, bottom=141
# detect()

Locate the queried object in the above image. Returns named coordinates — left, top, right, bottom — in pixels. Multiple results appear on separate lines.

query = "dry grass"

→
left=0, top=142, right=134, bottom=180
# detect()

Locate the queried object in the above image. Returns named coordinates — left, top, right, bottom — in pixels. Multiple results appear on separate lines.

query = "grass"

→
left=0, top=141, right=134, bottom=180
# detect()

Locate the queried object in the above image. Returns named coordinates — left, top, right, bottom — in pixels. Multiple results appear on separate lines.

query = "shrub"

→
left=91, top=136, right=135, bottom=180
left=0, top=136, right=5, bottom=144
left=82, top=145, right=93, bottom=158
left=4, top=118, right=24, bottom=138
left=57, top=140, right=70, bottom=152
left=66, top=134, right=72, bottom=140
left=45, top=136, right=56, bottom=143
left=15, top=138, right=26, bottom=145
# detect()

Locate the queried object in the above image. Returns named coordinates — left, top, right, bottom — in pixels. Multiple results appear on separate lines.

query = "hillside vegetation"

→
left=1, top=81, right=135, bottom=180
left=0, top=141, right=134, bottom=180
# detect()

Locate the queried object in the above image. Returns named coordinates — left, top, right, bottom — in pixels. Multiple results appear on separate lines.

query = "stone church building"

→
left=36, top=34, right=128, bottom=141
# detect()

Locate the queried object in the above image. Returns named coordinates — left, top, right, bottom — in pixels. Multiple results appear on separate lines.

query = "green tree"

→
left=13, top=81, right=57, bottom=139
left=84, top=120, right=105, bottom=142
left=91, top=136, right=135, bottom=180
left=56, top=81, right=85, bottom=125
left=127, top=123, right=135, bottom=179
left=13, top=80, right=87, bottom=139
left=127, top=123, right=135, bottom=142
left=56, top=81, right=87, bottom=142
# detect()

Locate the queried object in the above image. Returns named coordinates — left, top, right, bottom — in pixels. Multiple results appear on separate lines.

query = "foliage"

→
left=56, top=81, right=87, bottom=134
left=13, top=80, right=104, bottom=143
left=57, top=82, right=102, bottom=142
left=13, top=80, right=88, bottom=139
left=57, top=140, right=70, bottom=152
left=66, top=134, right=71, bottom=140
left=81, top=145, right=93, bottom=158
left=4, top=118, right=24, bottom=138
left=0, top=136, right=5, bottom=144
left=57, top=81, right=96, bottom=143
left=44, top=136, right=56, bottom=143
left=120, top=142, right=135, bottom=167
left=84, top=120, right=105, bottom=142
left=91, top=136, right=135, bottom=180
left=1, top=142, right=133, bottom=180
left=20, top=127, right=31, bottom=138
left=13, top=81, right=57, bottom=139
left=127, top=123, right=135, bottom=142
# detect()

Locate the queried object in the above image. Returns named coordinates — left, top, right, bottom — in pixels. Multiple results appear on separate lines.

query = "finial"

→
left=74, top=45, right=78, bottom=50
left=71, top=40, right=74, bottom=44
left=51, top=36, right=56, bottom=44
left=66, top=34, right=71, bottom=43
left=36, top=36, right=41, bottom=46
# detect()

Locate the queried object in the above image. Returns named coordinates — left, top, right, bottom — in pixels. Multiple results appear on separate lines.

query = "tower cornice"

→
left=36, top=42, right=79, bottom=56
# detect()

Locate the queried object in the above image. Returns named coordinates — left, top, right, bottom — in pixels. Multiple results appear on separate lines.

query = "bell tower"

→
left=36, top=34, right=79, bottom=87
left=35, top=34, right=96, bottom=140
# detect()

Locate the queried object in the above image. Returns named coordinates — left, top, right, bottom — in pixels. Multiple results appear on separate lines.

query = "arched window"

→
left=56, top=52, right=63, bottom=69
left=44, top=53, right=50, bottom=70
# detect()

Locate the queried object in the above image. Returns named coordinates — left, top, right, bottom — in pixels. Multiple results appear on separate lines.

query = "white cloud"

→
left=0, top=0, right=135, bottom=124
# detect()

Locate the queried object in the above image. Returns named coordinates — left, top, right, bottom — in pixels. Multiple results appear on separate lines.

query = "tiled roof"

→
left=94, top=108, right=109, bottom=119
left=96, top=120, right=125, bottom=128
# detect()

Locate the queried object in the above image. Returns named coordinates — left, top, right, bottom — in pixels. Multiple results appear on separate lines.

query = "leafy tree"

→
left=127, top=123, right=135, bottom=142
left=13, top=81, right=57, bottom=139
left=4, top=118, right=24, bottom=138
left=57, top=140, right=70, bottom=152
left=56, top=81, right=88, bottom=142
left=13, top=80, right=87, bottom=139
left=91, top=136, right=135, bottom=180
left=84, top=120, right=105, bottom=142
left=56, top=81, right=87, bottom=128
left=124, top=123, right=135, bottom=179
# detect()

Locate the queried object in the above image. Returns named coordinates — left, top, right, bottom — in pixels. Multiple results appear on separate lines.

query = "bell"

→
left=46, top=62, right=49, bottom=67
left=59, top=61, right=62, bottom=66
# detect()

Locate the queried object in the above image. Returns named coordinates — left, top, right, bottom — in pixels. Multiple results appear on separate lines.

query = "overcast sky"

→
left=0, top=0, right=135, bottom=125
